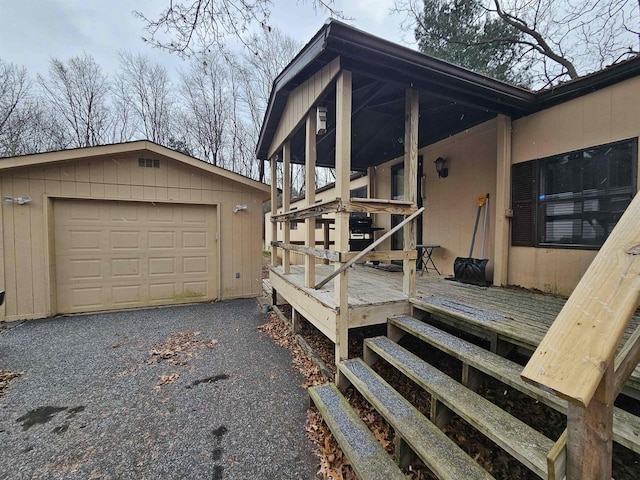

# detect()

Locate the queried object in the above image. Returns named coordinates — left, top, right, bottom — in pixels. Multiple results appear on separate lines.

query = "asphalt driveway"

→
left=0, top=299, right=317, bottom=479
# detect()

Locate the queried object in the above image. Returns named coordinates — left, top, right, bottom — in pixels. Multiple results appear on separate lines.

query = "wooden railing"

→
left=522, top=191, right=640, bottom=479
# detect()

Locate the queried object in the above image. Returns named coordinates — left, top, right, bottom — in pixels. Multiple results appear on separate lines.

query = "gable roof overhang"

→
left=0, top=141, right=271, bottom=194
left=257, top=20, right=640, bottom=171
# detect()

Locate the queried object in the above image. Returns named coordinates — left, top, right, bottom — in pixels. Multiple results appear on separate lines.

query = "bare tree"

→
left=115, top=52, right=174, bottom=144
left=396, top=0, right=639, bottom=87
left=37, top=53, right=112, bottom=148
left=134, top=0, right=346, bottom=56
left=177, top=56, right=231, bottom=166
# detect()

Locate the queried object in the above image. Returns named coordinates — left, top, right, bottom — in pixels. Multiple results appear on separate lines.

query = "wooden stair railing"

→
left=522, top=191, right=640, bottom=480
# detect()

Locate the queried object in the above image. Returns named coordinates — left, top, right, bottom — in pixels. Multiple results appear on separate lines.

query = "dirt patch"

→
left=146, top=331, right=219, bottom=366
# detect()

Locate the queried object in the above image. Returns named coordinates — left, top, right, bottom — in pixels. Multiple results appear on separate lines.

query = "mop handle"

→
left=480, top=193, right=490, bottom=258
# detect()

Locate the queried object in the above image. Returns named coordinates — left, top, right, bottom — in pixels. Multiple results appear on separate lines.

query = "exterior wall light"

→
left=3, top=195, right=32, bottom=205
left=316, top=106, right=328, bottom=135
left=233, top=204, right=247, bottom=213
left=434, top=157, right=448, bottom=178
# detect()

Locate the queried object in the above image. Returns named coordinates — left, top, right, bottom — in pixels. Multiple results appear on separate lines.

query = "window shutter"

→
left=511, top=161, right=535, bottom=246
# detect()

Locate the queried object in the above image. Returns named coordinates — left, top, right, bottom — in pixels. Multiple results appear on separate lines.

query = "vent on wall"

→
left=138, top=158, right=160, bottom=168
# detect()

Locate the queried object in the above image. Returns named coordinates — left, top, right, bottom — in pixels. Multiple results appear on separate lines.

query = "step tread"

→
left=339, top=358, right=494, bottom=480
left=365, top=335, right=553, bottom=478
left=389, top=314, right=640, bottom=454
left=308, top=383, right=404, bottom=480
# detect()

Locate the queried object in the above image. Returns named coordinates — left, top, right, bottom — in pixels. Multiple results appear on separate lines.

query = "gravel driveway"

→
left=0, top=299, right=317, bottom=479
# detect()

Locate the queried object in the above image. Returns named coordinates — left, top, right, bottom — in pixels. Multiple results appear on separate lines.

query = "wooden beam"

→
left=305, top=113, right=317, bottom=288
left=494, top=114, right=512, bottom=286
left=315, top=207, right=425, bottom=290
left=403, top=89, right=419, bottom=299
left=566, top=365, right=614, bottom=480
left=341, top=250, right=418, bottom=262
left=271, top=241, right=341, bottom=262
left=521, top=191, right=640, bottom=407
left=270, top=156, right=278, bottom=267
left=271, top=198, right=340, bottom=222
left=345, top=199, right=417, bottom=215
left=283, top=141, right=291, bottom=274
left=334, top=70, right=352, bottom=366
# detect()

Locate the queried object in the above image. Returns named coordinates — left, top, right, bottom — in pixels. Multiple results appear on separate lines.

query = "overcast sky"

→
left=0, top=0, right=411, bottom=77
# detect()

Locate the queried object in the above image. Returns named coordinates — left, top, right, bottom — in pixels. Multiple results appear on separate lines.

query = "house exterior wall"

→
left=265, top=174, right=369, bottom=264
left=509, top=75, right=640, bottom=295
left=373, top=120, right=498, bottom=278
left=0, top=151, right=266, bottom=321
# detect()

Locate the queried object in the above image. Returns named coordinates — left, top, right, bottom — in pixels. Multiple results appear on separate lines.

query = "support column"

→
left=282, top=142, right=291, bottom=274
left=566, top=365, right=614, bottom=480
left=403, top=89, right=419, bottom=299
left=270, top=156, right=278, bottom=268
left=494, top=114, right=512, bottom=286
left=334, top=70, right=352, bottom=366
left=305, top=113, right=317, bottom=287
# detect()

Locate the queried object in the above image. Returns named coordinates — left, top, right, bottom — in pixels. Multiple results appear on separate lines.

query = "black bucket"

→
left=453, top=257, right=489, bottom=285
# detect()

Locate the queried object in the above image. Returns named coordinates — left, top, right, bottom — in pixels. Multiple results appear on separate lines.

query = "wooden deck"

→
left=269, top=263, right=640, bottom=396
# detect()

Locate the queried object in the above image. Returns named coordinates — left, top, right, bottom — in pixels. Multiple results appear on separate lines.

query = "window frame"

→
left=511, top=138, right=637, bottom=250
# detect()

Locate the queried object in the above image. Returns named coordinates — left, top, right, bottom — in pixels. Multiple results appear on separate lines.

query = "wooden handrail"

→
left=521, top=191, right=640, bottom=407
left=314, top=207, right=425, bottom=289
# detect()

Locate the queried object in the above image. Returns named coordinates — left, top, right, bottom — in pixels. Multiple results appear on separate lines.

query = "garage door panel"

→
left=148, top=231, right=176, bottom=249
left=111, top=258, right=141, bottom=278
left=183, top=231, right=207, bottom=248
left=149, top=257, right=176, bottom=275
left=149, top=283, right=176, bottom=301
left=55, top=200, right=217, bottom=314
left=183, top=257, right=207, bottom=274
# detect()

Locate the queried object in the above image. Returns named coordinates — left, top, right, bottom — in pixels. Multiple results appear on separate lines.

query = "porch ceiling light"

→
left=434, top=157, right=448, bottom=178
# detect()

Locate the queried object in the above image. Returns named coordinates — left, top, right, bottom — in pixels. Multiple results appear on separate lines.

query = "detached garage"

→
left=0, top=141, right=269, bottom=321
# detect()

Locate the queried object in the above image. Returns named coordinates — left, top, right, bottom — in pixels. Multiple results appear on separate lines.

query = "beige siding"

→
left=0, top=152, right=266, bottom=321
left=509, top=76, right=640, bottom=295
left=374, top=120, right=498, bottom=278
left=268, top=58, right=341, bottom=158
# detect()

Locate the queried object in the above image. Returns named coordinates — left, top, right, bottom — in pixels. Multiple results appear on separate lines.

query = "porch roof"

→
left=256, top=20, right=640, bottom=171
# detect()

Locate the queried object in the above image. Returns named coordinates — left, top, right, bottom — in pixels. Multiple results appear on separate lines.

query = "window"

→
left=315, top=220, right=323, bottom=230
left=511, top=138, right=637, bottom=248
left=290, top=221, right=298, bottom=230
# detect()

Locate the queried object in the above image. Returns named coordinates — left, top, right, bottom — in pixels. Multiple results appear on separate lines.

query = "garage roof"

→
left=0, top=141, right=270, bottom=193
left=256, top=20, right=640, bottom=170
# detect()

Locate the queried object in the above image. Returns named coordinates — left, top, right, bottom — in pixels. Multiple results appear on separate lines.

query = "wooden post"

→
left=403, top=89, right=419, bottom=299
left=282, top=142, right=291, bottom=274
left=494, top=114, right=512, bottom=286
left=270, top=156, right=278, bottom=268
left=323, top=221, right=330, bottom=265
left=305, top=113, right=317, bottom=287
left=334, top=70, right=352, bottom=367
left=566, top=365, right=614, bottom=480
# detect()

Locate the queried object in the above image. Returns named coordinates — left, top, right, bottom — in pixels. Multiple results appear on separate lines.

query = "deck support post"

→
left=566, top=365, right=614, bottom=480
left=292, top=308, right=302, bottom=334
left=403, top=89, right=419, bottom=299
left=334, top=70, right=352, bottom=373
left=270, top=156, right=278, bottom=268
left=305, top=113, right=317, bottom=287
left=494, top=114, right=512, bottom=286
left=283, top=142, right=291, bottom=274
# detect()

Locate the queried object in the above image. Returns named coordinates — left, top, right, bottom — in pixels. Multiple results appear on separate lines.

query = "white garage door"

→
left=54, top=199, right=218, bottom=313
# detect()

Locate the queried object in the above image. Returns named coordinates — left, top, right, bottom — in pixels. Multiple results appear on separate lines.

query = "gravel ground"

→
left=0, top=300, right=317, bottom=480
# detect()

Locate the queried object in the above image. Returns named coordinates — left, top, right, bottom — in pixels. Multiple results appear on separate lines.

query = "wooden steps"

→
left=364, top=335, right=555, bottom=479
left=388, top=314, right=640, bottom=455
left=308, top=383, right=404, bottom=480
left=339, top=358, right=495, bottom=480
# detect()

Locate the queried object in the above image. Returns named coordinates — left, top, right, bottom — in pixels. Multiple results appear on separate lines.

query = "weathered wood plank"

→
left=305, top=112, right=317, bottom=288
left=308, top=383, right=405, bottom=480
left=339, top=359, right=494, bottom=480
left=282, top=141, right=291, bottom=274
left=403, top=88, right=419, bottom=299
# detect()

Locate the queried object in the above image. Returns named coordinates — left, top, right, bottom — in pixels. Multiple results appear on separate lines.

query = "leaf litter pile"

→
left=0, top=370, right=21, bottom=398
left=259, top=309, right=640, bottom=479
left=146, top=331, right=219, bottom=389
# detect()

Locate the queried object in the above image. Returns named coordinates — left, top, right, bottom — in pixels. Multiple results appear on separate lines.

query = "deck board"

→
left=268, top=264, right=640, bottom=393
